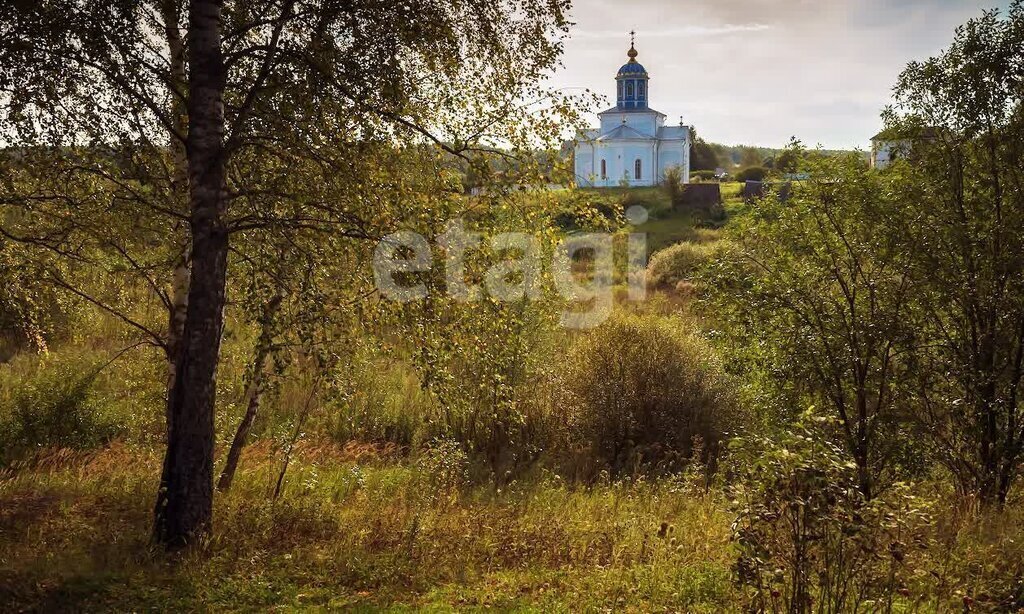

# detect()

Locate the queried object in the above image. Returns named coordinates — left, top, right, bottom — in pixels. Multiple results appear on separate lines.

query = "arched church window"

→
left=626, top=82, right=634, bottom=98
left=601, top=159, right=607, bottom=179
left=635, top=159, right=642, bottom=180
left=638, top=81, right=645, bottom=97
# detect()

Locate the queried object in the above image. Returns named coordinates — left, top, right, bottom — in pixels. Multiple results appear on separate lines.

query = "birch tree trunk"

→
left=160, top=0, right=191, bottom=434
left=217, top=292, right=283, bottom=492
left=154, top=0, right=228, bottom=549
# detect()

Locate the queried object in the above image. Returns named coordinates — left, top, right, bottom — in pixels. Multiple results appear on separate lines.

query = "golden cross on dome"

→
left=630, top=30, right=635, bottom=47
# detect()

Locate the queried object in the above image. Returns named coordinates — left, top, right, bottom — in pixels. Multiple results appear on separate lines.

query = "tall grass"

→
left=0, top=445, right=738, bottom=611
left=329, top=345, right=437, bottom=448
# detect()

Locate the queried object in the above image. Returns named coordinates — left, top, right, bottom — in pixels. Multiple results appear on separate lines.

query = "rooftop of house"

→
left=871, top=126, right=942, bottom=141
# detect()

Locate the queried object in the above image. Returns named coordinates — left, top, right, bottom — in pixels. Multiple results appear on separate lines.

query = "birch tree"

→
left=1, top=0, right=577, bottom=547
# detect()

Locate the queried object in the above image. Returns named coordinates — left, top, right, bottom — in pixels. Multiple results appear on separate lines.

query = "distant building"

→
left=871, top=127, right=940, bottom=170
left=870, top=133, right=908, bottom=170
left=573, top=36, right=691, bottom=188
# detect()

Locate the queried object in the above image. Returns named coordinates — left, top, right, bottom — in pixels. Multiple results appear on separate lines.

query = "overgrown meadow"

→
left=2, top=179, right=1024, bottom=612
left=4, top=1, right=1024, bottom=612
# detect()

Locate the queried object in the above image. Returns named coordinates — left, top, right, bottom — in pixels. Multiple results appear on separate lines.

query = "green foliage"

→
left=647, top=241, right=713, bottom=291
left=620, top=187, right=671, bottom=219
left=705, top=152, right=918, bottom=498
left=2, top=0, right=594, bottom=545
left=734, top=166, right=768, bottom=182
left=885, top=0, right=1024, bottom=504
left=367, top=190, right=583, bottom=484
left=413, top=438, right=469, bottom=507
left=328, top=343, right=437, bottom=449
left=0, top=354, right=118, bottom=460
left=661, top=165, right=684, bottom=203
left=555, top=312, right=738, bottom=477
left=691, top=140, right=722, bottom=172
left=631, top=213, right=721, bottom=256
left=398, top=292, right=559, bottom=483
left=576, top=186, right=673, bottom=222
left=0, top=237, right=64, bottom=358
left=773, top=146, right=801, bottom=174
left=690, top=126, right=741, bottom=172
left=738, top=147, right=764, bottom=169
left=729, top=411, right=930, bottom=613
left=719, top=181, right=744, bottom=204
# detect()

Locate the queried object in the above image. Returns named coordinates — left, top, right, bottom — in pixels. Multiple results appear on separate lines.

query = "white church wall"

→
left=682, top=138, right=691, bottom=184
left=599, top=112, right=660, bottom=137
left=575, top=135, right=692, bottom=188
left=657, top=139, right=690, bottom=184
left=574, top=141, right=595, bottom=186
left=591, top=141, right=657, bottom=187
left=658, top=149, right=682, bottom=180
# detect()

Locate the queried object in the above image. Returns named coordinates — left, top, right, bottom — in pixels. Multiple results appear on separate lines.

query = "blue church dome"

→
left=616, top=45, right=647, bottom=76
left=617, top=61, right=647, bottom=75
left=615, top=42, right=649, bottom=109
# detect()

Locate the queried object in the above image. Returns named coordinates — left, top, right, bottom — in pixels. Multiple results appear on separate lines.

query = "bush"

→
left=413, top=437, right=470, bottom=508
left=327, top=344, right=437, bottom=449
left=662, top=165, right=684, bottom=203
left=729, top=412, right=930, bottom=613
left=0, top=244, right=69, bottom=360
left=0, top=355, right=118, bottom=461
left=556, top=312, right=738, bottom=477
left=691, top=170, right=719, bottom=182
left=735, top=166, right=768, bottom=182
left=648, top=242, right=713, bottom=290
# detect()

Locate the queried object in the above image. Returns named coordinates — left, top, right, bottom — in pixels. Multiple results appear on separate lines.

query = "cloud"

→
left=570, top=0, right=846, bottom=26
left=553, top=0, right=1013, bottom=148
left=572, top=23, right=773, bottom=38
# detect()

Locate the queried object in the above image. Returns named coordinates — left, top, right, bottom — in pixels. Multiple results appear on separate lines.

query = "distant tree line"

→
left=689, top=130, right=851, bottom=175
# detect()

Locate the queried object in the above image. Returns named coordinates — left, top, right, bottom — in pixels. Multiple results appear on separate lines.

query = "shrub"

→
left=735, top=166, right=768, bottom=182
left=327, top=344, right=437, bottom=449
left=691, top=170, right=719, bottom=182
left=729, top=411, right=930, bottom=613
left=0, top=243, right=69, bottom=360
left=662, top=165, right=684, bottom=203
left=413, top=437, right=469, bottom=508
left=648, top=241, right=713, bottom=290
left=0, top=354, right=118, bottom=460
left=556, top=312, right=738, bottom=477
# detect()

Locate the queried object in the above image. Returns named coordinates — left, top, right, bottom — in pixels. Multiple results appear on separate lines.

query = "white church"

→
left=574, top=37, right=692, bottom=188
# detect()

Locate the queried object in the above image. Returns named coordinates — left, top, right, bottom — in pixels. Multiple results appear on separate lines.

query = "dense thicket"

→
left=708, top=2, right=1024, bottom=506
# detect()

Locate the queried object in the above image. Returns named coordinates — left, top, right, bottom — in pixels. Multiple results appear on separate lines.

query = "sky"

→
left=548, top=0, right=1013, bottom=150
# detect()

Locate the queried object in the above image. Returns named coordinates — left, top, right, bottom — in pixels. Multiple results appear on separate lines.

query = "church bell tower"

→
left=616, top=31, right=649, bottom=110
